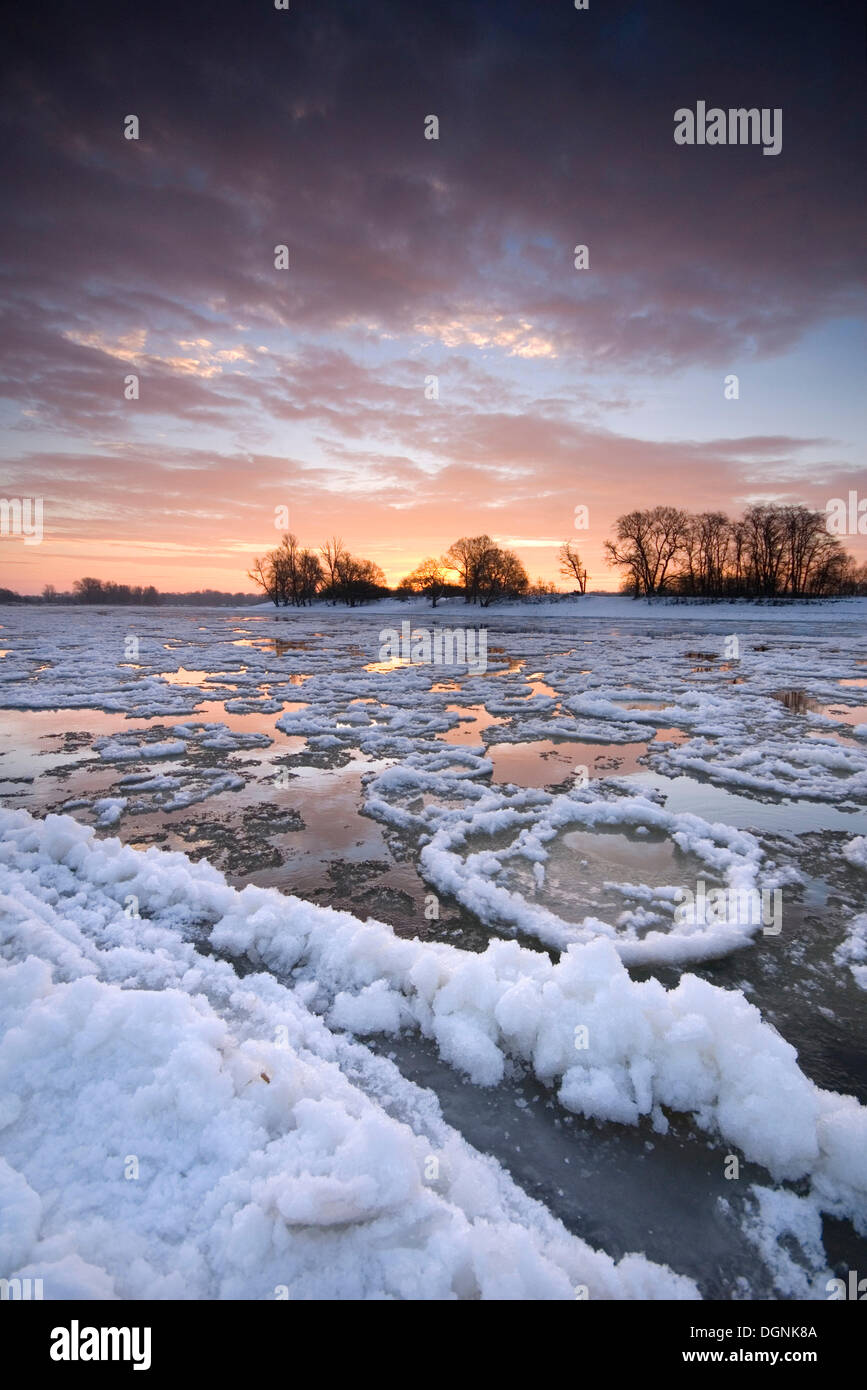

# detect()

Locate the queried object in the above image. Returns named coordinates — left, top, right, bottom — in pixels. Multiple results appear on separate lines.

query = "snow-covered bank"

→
left=1, top=808, right=864, bottom=1301
left=242, top=593, right=867, bottom=623
left=0, top=808, right=697, bottom=1301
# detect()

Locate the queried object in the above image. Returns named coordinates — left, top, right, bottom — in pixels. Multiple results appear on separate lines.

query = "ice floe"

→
left=0, top=807, right=698, bottom=1300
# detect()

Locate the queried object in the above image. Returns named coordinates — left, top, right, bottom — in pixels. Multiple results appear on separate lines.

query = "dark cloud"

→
left=1, top=0, right=864, bottom=589
left=1, top=0, right=864, bottom=369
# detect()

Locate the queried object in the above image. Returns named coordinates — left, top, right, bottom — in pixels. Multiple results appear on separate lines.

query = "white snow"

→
left=1, top=808, right=865, bottom=1263
left=0, top=807, right=699, bottom=1301
left=95, top=737, right=187, bottom=762
left=2, top=600, right=865, bottom=1301
left=843, top=837, right=867, bottom=872
left=834, top=915, right=867, bottom=991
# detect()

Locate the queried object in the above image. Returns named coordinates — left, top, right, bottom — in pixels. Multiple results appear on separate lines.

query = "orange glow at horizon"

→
left=0, top=533, right=619, bottom=597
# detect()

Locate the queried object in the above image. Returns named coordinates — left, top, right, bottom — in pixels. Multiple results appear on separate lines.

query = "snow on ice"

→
left=1, top=598, right=865, bottom=1299
left=0, top=808, right=697, bottom=1301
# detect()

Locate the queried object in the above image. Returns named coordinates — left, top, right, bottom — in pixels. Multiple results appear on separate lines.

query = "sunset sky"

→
left=1, top=0, right=864, bottom=594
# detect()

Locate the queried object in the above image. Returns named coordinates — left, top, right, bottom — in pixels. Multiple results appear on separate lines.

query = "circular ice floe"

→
left=416, top=789, right=790, bottom=965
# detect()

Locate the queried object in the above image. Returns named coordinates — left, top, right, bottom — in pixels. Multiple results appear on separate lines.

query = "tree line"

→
left=399, top=537, right=583, bottom=604
left=69, top=578, right=161, bottom=605
left=248, top=532, right=565, bottom=608
left=4, top=506, right=861, bottom=610
left=64, top=579, right=264, bottom=606
left=605, top=504, right=866, bottom=598
left=400, top=537, right=533, bottom=607
left=248, top=511, right=866, bottom=609
left=0, top=581, right=265, bottom=606
left=248, top=534, right=387, bottom=608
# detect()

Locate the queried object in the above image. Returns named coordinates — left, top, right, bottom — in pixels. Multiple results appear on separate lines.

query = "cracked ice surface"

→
left=0, top=598, right=866, bottom=1298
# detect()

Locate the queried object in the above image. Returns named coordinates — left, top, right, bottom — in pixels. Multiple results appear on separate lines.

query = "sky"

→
left=0, top=0, right=865, bottom=594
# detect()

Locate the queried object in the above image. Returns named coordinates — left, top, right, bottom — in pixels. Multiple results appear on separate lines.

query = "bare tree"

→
left=319, top=536, right=346, bottom=604
left=73, top=577, right=105, bottom=603
left=333, top=552, right=386, bottom=606
left=604, top=507, right=688, bottom=596
left=444, top=535, right=496, bottom=604
left=696, top=512, right=732, bottom=596
left=778, top=505, right=842, bottom=596
left=558, top=541, right=588, bottom=593
left=742, top=504, right=785, bottom=596
left=604, top=502, right=854, bottom=600
left=297, top=549, right=324, bottom=605
left=249, top=534, right=323, bottom=607
left=679, top=515, right=701, bottom=594
left=475, top=545, right=529, bottom=606
left=729, top=516, right=748, bottom=596
left=401, top=557, right=450, bottom=607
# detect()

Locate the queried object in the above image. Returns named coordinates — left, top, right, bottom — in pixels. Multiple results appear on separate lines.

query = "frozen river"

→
left=1, top=600, right=866, bottom=1299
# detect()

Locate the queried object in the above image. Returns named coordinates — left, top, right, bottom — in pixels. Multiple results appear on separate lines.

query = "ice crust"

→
left=1, top=807, right=864, bottom=1276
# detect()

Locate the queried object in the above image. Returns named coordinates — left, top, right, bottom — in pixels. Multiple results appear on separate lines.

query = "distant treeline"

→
left=3, top=504, right=863, bottom=609
left=605, top=505, right=867, bottom=599
left=249, top=535, right=387, bottom=609
left=248, top=510, right=867, bottom=610
left=0, top=580, right=264, bottom=606
left=249, top=532, right=562, bottom=608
